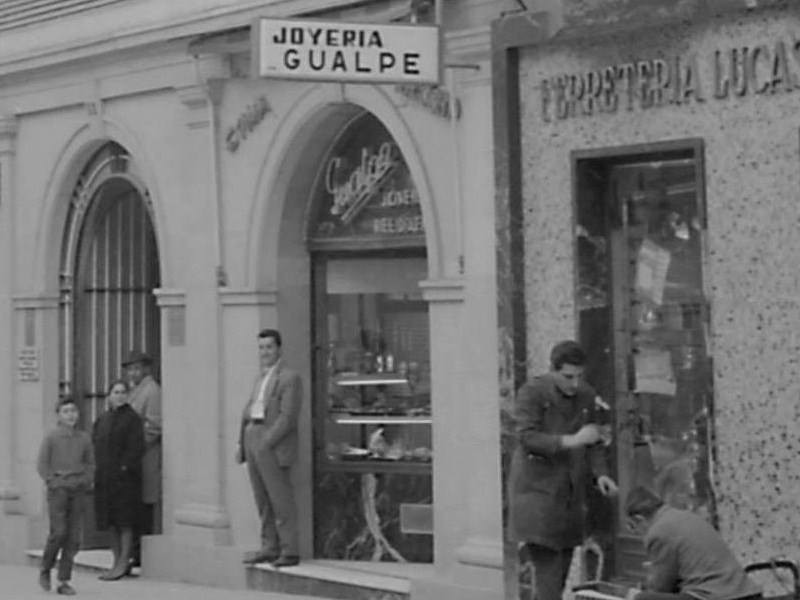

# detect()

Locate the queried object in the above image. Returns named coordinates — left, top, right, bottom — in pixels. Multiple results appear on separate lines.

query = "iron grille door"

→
left=73, top=180, right=160, bottom=548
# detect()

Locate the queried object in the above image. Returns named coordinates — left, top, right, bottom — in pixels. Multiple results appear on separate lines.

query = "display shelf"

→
left=334, top=373, right=409, bottom=387
left=321, top=459, right=432, bottom=475
left=333, top=415, right=432, bottom=425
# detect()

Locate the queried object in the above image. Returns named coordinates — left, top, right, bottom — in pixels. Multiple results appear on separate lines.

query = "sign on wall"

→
left=540, top=37, right=800, bottom=122
left=253, top=18, right=441, bottom=84
left=18, top=347, right=39, bottom=382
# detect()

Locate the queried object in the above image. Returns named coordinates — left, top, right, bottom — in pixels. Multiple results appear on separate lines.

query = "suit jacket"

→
left=507, top=373, right=608, bottom=549
left=644, top=506, right=761, bottom=600
left=238, top=361, right=302, bottom=467
left=128, top=374, right=162, bottom=504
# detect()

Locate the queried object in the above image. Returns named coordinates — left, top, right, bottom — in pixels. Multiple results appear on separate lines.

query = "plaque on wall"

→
left=18, top=347, right=39, bottom=382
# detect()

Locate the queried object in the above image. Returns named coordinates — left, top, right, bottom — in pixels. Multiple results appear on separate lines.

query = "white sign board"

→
left=18, top=347, right=39, bottom=382
left=253, top=18, right=441, bottom=84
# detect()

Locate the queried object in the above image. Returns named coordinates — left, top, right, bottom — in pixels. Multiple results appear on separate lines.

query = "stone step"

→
left=246, top=560, right=419, bottom=600
left=28, top=549, right=426, bottom=600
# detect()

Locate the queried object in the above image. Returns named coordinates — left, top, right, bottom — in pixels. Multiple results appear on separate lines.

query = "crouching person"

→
left=625, top=486, right=762, bottom=600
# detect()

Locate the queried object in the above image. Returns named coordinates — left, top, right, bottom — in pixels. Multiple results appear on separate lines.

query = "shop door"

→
left=72, top=179, right=161, bottom=548
left=575, top=142, right=715, bottom=582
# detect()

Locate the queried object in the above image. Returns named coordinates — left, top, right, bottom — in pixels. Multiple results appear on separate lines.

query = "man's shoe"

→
left=38, top=570, right=51, bottom=592
left=56, top=582, right=77, bottom=595
left=271, top=555, right=300, bottom=568
left=243, top=549, right=279, bottom=564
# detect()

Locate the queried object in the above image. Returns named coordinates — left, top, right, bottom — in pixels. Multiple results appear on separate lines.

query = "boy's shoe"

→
left=38, top=570, right=51, bottom=591
left=56, top=582, right=76, bottom=595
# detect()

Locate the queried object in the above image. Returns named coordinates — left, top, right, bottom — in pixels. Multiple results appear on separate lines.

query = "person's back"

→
left=646, top=506, right=761, bottom=600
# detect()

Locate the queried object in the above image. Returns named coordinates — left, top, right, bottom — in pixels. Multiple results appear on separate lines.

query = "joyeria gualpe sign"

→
left=252, top=18, right=441, bottom=84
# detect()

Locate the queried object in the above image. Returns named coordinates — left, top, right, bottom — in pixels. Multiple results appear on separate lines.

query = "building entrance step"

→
left=28, top=548, right=433, bottom=600
left=247, top=559, right=434, bottom=600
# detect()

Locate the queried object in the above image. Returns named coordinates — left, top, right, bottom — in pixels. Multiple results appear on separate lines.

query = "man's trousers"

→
left=244, top=423, right=298, bottom=557
left=42, top=487, right=84, bottom=582
left=527, top=543, right=574, bottom=600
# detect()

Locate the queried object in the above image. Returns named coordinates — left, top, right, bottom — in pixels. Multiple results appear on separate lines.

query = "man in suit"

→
left=123, top=349, right=162, bottom=568
left=625, top=486, right=761, bottom=600
left=508, top=340, right=617, bottom=600
left=236, top=328, right=302, bottom=568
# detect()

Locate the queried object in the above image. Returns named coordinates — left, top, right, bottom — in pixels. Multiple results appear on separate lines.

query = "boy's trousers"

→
left=41, top=487, right=84, bottom=582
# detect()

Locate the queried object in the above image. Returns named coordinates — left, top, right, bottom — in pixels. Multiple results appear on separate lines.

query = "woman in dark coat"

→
left=92, top=379, right=144, bottom=580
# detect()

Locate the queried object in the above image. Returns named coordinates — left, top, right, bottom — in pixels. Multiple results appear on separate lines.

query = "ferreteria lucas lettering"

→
left=272, top=26, right=384, bottom=48
left=541, top=37, right=800, bottom=122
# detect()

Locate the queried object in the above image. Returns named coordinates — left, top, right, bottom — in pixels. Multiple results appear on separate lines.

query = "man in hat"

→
left=236, top=328, right=302, bottom=568
left=122, top=349, right=162, bottom=567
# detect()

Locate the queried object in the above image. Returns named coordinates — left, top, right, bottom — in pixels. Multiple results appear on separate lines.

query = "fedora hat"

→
left=121, top=349, right=153, bottom=367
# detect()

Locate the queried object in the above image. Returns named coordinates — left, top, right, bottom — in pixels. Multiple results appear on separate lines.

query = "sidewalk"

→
left=0, top=564, right=327, bottom=600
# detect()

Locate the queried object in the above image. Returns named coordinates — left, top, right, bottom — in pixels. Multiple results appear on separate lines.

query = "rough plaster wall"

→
left=563, top=0, right=700, bottom=27
left=519, top=6, right=800, bottom=564
left=561, top=0, right=791, bottom=29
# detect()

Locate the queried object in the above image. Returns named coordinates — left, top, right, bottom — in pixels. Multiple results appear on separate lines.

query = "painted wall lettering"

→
left=394, top=83, right=461, bottom=120
left=225, top=95, right=271, bottom=152
left=541, top=37, right=800, bottom=121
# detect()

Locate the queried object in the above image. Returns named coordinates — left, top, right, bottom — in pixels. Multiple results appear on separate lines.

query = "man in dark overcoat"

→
left=123, top=349, right=162, bottom=566
left=508, top=340, right=618, bottom=600
left=236, top=328, right=302, bottom=568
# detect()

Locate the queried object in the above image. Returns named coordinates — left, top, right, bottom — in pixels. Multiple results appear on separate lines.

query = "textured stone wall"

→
left=518, top=5, right=800, bottom=564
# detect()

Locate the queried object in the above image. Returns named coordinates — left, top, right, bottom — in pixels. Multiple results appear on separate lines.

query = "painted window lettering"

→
left=326, top=143, right=396, bottom=223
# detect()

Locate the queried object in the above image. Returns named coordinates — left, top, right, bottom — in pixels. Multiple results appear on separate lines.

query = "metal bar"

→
left=81, top=287, right=153, bottom=293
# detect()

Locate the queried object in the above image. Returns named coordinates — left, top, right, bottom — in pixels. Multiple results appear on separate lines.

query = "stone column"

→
left=217, top=288, right=280, bottom=551
left=450, top=52, right=505, bottom=588
left=0, top=116, right=19, bottom=523
left=417, top=278, right=504, bottom=600
left=0, top=117, right=29, bottom=564
left=171, top=79, right=231, bottom=544
left=144, top=74, right=242, bottom=587
left=10, top=293, right=61, bottom=540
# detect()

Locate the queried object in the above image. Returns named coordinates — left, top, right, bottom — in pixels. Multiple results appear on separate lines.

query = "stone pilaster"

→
left=0, top=116, right=20, bottom=516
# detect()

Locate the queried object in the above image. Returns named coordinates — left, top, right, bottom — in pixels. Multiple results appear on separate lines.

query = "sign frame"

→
left=252, top=17, right=442, bottom=85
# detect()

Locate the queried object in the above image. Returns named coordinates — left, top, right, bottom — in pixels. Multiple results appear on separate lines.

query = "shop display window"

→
left=573, top=140, right=714, bottom=581
left=317, top=256, right=432, bottom=471
left=306, top=111, right=432, bottom=562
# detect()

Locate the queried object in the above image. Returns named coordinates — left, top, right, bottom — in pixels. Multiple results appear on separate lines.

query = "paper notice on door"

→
left=635, top=239, right=671, bottom=305
left=634, top=347, right=676, bottom=396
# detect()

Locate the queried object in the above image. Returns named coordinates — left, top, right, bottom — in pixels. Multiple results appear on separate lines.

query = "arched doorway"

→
left=59, top=142, right=161, bottom=546
left=305, top=111, right=433, bottom=562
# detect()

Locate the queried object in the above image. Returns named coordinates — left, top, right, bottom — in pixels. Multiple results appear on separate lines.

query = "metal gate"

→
left=59, top=142, right=160, bottom=547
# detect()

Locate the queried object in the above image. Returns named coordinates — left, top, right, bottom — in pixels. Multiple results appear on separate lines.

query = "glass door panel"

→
left=311, top=253, right=433, bottom=562
left=575, top=143, right=714, bottom=581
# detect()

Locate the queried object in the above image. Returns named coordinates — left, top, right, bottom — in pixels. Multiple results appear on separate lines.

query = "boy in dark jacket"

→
left=36, top=397, right=95, bottom=595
